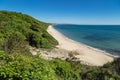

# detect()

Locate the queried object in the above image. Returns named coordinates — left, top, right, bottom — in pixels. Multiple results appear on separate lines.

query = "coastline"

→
left=47, top=25, right=114, bottom=66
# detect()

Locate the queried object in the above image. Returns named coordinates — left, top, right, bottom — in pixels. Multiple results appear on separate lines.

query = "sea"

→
left=53, top=24, right=120, bottom=57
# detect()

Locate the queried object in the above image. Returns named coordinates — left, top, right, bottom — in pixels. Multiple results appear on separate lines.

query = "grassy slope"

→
left=0, top=11, right=58, bottom=52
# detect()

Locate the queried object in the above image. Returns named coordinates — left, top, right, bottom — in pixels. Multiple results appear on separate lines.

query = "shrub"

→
left=3, top=32, right=29, bottom=55
left=51, top=59, right=81, bottom=80
left=0, top=53, right=57, bottom=80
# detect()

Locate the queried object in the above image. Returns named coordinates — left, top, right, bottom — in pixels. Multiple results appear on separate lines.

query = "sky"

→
left=0, top=0, right=120, bottom=25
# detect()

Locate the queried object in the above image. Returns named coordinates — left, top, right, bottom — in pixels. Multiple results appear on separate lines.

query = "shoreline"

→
left=56, top=31, right=115, bottom=58
left=47, top=25, right=114, bottom=66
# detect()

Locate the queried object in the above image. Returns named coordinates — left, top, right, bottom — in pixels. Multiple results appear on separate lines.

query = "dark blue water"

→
left=53, top=24, right=120, bottom=56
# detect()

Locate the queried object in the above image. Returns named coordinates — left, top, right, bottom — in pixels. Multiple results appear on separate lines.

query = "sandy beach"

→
left=47, top=25, right=114, bottom=66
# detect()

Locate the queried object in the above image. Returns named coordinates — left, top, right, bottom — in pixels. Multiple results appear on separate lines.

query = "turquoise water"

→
left=53, top=24, right=120, bottom=56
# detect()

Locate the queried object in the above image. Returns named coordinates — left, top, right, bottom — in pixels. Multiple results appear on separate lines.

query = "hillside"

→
left=0, top=10, right=58, bottom=54
left=0, top=11, right=120, bottom=80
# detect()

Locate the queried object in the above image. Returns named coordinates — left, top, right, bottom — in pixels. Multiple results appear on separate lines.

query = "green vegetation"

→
left=0, top=11, right=120, bottom=80
left=0, top=10, right=58, bottom=54
left=67, top=58, right=120, bottom=80
left=0, top=52, right=57, bottom=80
left=1, top=50, right=120, bottom=80
left=0, top=52, right=81, bottom=80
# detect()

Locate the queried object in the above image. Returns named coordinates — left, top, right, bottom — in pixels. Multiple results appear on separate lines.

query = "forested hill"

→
left=0, top=11, right=58, bottom=54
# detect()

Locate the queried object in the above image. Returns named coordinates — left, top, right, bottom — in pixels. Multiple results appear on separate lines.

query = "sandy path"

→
left=47, top=25, right=114, bottom=66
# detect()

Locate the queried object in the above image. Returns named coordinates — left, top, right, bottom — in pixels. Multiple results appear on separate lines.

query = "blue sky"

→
left=0, top=0, right=120, bottom=24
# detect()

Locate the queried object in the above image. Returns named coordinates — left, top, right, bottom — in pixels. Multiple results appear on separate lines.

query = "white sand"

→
left=47, top=25, right=114, bottom=66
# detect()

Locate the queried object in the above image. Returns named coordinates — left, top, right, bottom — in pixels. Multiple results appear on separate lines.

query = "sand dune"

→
left=47, top=25, right=114, bottom=66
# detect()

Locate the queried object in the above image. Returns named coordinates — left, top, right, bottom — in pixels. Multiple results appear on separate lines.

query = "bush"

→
left=51, top=59, right=81, bottom=80
left=3, top=32, right=29, bottom=55
left=0, top=53, right=57, bottom=80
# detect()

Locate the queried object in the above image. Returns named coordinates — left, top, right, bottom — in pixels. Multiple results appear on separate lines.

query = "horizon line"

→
left=49, top=23, right=120, bottom=26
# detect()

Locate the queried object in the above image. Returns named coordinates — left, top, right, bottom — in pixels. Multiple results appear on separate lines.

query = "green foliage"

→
left=103, top=58, right=120, bottom=77
left=0, top=10, right=58, bottom=52
left=51, top=59, right=81, bottom=80
left=0, top=53, right=81, bottom=80
left=81, top=68, right=120, bottom=80
left=0, top=51, right=120, bottom=80
left=28, top=31, right=51, bottom=48
left=67, top=58, right=120, bottom=80
left=0, top=52, right=57, bottom=80
left=3, top=31, right=29, bottom=54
